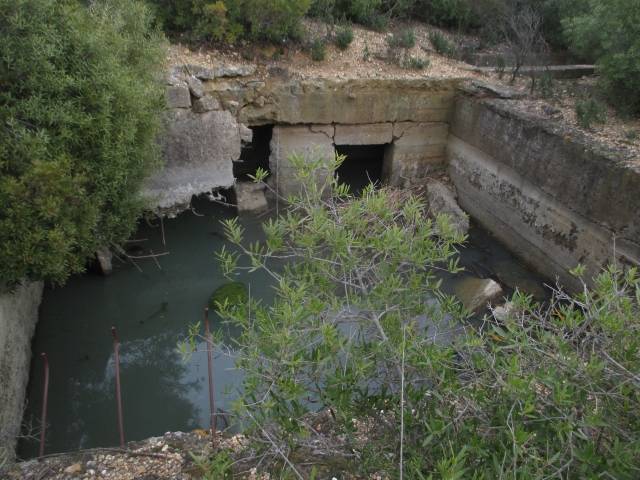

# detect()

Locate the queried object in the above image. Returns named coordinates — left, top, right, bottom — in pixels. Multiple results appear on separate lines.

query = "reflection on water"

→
left=20, top=194, right=550, bottom=458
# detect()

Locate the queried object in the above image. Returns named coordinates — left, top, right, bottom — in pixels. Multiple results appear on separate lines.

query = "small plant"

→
left=334, top=25, right=354, bottom=50
left=387, top=28, right=416, bottom=50
left=539, top=73, right=554, bottom=97
left=190, top=450, right=234, bottom=480
left=576, top=98, right=607, bottom=128
left=272, top=51, right=281, bottom=61
left=363, top=44, right=371, bottom=61
left=495, top=54, right=506, bottom=79
left=311, top=40, right=326, bottom=61
left=626, top=129, right=638, bottom=140
left=429, top=30, right=457, bottom=58
left=402, top=53, right=429, bottom=70
left=242, top=51, right=253, bottom=60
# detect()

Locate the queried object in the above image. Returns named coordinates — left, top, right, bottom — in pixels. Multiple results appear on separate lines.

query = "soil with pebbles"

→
left=165, top=16, right=638, bottom=164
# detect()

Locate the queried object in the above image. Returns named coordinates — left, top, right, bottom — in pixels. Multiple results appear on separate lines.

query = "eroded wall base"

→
left=0, top=281, right=44, bottom=459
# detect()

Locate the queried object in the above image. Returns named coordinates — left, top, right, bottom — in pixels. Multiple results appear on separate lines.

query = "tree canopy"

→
left=0, top=0, right=166, bottom=288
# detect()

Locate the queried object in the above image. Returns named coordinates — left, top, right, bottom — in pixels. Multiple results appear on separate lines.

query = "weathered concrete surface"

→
left=334, top=123, right=393, bottom=145
left=195, top=74, right=461, bottom=126
left=382, top=122, right=449, bottom=186
left=144, top=109, right=240, bottom=216
left=447, top=98, right=640, bottom=291
left=269, top=125, right=335, bottom=199
left=0, top=281, right=44, bottom=458
left=454, top=277, right=503, bottom=313
left=425, top=179, right=469, bottom=235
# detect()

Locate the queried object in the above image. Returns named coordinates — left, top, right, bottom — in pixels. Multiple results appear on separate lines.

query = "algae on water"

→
left=209, top=282, right=248, bottom=310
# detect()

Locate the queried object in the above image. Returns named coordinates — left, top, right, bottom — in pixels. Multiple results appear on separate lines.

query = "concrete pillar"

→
left=268, top=125, right=335, bottom=199
left=382, top=122, right=449, bottom=186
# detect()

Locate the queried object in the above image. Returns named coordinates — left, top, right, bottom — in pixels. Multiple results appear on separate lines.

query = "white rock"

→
left=455, top=278, right=503, bottom=313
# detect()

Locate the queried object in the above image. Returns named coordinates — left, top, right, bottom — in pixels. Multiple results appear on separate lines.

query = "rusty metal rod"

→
left=111, top=327, right=124, bottom=446
left=39, top=353, right=49, bottom=457
left=205, top=308, right=216, bottom=446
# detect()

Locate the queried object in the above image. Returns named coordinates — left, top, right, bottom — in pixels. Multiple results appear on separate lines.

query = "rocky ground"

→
left=164, top=17, right=639, bottom=163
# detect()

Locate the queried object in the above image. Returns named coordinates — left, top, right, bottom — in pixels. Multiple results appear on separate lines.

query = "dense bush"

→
left=563, top=0, right=640, bottom=113
left=334, top=24, right=355, bottom=49
left=0, top=0, right=165, bottom=288
left=311, top=39, right=327, bottom=60
left=387, top=28, right=416, bottom=49
left=429, top=29, right=457, bottom=57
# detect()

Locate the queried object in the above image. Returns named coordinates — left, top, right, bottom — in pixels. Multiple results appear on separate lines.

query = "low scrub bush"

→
left=576, top=98, right=607, bottom=128
left=334, top=24, right=355, bottom=50
left=402, top=53, right=429, bottom=69
left=429, top=29, right=457, bottom=57
left=387, top=28, right=416, bottom=49
left=311, top=39, right=327, bottom=60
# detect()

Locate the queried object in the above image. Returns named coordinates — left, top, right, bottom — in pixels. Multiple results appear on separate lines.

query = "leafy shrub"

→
left=183, top=154, right=640, bottom=478
left=360, top=11, right=390, bottom=31
left=311, top=40, right=327, bottom=60
left=627, top=129, right=638, bottom=140
left=334, top=25, right=355, bottom=50
left=272, top=51, right=281, bottom=60
left=563, top=0, right=640, bottom=113
left=0, top=0, right=165, bottom=287
left=387, top=28, right=416, bottom=49
left=576, top=98, right=607, bottom=128
left=429, top=29, right=457, bottom=57
left=402, top=53, right=429, bottom=69
left=539, top=73, right=554, bottom=97
left=495, top=54, right=506, bottom=78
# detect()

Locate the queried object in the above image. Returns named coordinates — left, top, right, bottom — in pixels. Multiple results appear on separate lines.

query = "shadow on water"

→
left=19, top=190, right=551, bottom=458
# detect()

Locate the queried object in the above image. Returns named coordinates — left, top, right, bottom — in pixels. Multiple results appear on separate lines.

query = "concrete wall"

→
left=446, top=98, right=640, bottom=290
left=0, top=281, right=44, bottom=458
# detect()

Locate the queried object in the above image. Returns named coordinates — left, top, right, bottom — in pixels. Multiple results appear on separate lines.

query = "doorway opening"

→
left=233, top=125, right=272, bottom=181
left=334, top=144, right=386, bottom=195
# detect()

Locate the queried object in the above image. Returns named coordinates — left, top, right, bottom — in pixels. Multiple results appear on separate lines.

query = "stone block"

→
left=455, top=278, right=503, bottom=313
left=233, top=181, right=268, bottom=217
left=216, top=65, right=257, bottom=77
left=239, top=123, right=253, bottom=144
left=334, top=123, right=393, bottom=145
left=166, top=85, right=191, bottom=109
left=185, top=64, right=216, bottom=80
left=186, top=76, right=205, bottom=98
left=193, top=96, right=220, bottom=113
left=425, top=179, right=469, bottom=235
left=95, top=248, right=113, bottom=276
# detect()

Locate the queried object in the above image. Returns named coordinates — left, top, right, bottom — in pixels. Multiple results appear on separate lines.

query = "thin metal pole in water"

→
left=39, top=353, right=49, bottom=457
left=205, top=308, right=216, bottom=446
left=111, top=327, right=125, bottom=446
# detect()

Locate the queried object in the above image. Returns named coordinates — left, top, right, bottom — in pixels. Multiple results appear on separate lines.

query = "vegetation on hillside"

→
left=0, top=0, right=166, bottom=289
left=183, top=154, right=640, bottom=479
left=150, top=0, right=640, bottom=114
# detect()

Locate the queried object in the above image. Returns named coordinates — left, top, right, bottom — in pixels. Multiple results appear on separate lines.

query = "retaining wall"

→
left=0, top=281, right=44, bottom=458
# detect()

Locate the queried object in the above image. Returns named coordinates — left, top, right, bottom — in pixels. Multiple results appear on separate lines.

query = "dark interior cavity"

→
left=334, top=144, right=386, bottom=194
left=233, top=125, right=273, bottom=181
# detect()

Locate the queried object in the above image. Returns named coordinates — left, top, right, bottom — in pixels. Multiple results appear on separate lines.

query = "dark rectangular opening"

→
left=334, top=144, right=386, bottom=195
left=233, top=125, right=272, bottom=181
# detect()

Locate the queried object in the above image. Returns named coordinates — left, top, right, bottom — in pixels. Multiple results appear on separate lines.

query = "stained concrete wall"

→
left=0, top=281, right=44, bottom=458
left=446, top=98, right=640, bottom=290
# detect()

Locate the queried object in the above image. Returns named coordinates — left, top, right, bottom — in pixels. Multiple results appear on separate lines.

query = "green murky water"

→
left=20, top=194, right=549, bottom=458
